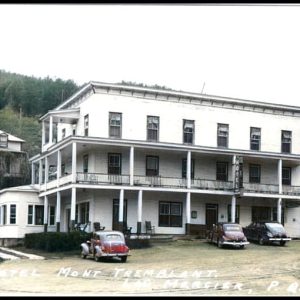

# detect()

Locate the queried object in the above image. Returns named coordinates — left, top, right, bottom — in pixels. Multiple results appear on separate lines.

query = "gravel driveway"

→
left=1, top=239, right=300, bottom=296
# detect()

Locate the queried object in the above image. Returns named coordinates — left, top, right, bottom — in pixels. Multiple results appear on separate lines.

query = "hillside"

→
left=0, top=70, right=80, bottom=157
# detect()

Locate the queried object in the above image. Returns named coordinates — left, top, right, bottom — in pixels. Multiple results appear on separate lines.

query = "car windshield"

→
left=104, top=234, right=123, bottom=241
left=223, top=224, right=242, bottom=232
left=265, top=223, right=286, bottom=234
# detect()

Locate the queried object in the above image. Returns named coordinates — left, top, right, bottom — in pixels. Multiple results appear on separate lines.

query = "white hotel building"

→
left=3, top=81, right=300, bottom=241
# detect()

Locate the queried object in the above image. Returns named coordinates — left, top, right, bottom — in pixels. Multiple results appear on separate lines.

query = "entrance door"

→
left=112, top=199, right=128, bottom=230
left=206, top=204, right=218, bottom=230
left=66, top=208, right=71, bottom=232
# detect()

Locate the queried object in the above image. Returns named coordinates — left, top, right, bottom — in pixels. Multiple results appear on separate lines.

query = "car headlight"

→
left=267, top=232, right=273, bottom=237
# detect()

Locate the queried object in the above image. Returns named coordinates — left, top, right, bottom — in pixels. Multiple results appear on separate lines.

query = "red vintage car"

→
left=81, top=230, right=130, bottom=262
left=207, top=222, right=249, bottom=249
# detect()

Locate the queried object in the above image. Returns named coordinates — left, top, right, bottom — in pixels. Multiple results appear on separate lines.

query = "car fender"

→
left=81, top=243, right=90, bottom=255
left=95, top=245, right=103, bottom=256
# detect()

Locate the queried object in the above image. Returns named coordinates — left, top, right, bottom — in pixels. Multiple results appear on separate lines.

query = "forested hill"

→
left=0, top=70, right=80, bottom=157
left=0, top=70, right=79, bottom=117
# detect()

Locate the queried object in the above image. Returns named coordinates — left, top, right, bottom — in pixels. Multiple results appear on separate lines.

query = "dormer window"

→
left=0, top=133, right=8, bottom=148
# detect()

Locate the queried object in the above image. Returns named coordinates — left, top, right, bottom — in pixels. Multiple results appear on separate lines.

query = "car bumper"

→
left=97, top=253, right=129, bottom=257
left=222, top=241, right=250, bottom=246
left=269, top=238, right=291, bottom=241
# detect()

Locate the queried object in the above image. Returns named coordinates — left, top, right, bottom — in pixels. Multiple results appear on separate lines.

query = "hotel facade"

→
left=3, top=81, right=300, bottom=241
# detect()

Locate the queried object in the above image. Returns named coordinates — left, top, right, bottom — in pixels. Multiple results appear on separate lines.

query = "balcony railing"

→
left=282, top=185, right=300, bottom=196
left=41, top=172, right=300, bottom=196
left=243, top=182, right=279, bottom=194
left=191, top=179, right=233, bottom=191
left=77, top=172, right=130, bottom=185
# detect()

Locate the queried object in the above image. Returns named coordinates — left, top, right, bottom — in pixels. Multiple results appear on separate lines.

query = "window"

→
left=83, top=154, right=89, bottom=173
left=146, top=156, right=159, bottom=176
left=183, top=120, right=194, bottom=144
left=216, top=162, right=228, bottom=181
left=49, top=206, right=55, bottom=225
left=62, top=128, right=66, bottom=139
left=249, top=164, right=261, bottom=183
left=250, top=127, right=261, bottom=151
left=28, top=205, right=33, bottom=224
left=0, top=133, right=8, bottom=148
left=147, top=116, right=159, bottom=142
left=108, top=153, right=122, bottom=175
left=10, top=204, right=16, bottom=224
left=227, top=204, right=240, bottom=223
left=84, top=114, right=89, bottom=136
left=75, top=204, right=79, bottom=224
left=79, top=202, right=90, bottom=224
left=217, top=123, right=229, bottom=148
left=35, top=205, right=44, bottom=225
left=159, top=202, right=182, bottom=227
left=109, top=112, right=122, bottom=138
left=282, top=130, right=292, bottom=153
left=2, top=205, right=7, bottom=225
left=72, top=124, right=76, bottom=135
left=182, top=158, right=195, bottom=179
left=282, top=167, right=291, bottom=185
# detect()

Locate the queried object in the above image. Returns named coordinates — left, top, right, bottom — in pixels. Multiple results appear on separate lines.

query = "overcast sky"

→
left=1, top=4, right=300, bottom=106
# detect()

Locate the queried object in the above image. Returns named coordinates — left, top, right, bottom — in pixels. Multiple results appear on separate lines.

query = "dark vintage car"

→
left=243, top=221, right=291, bottom=246
left=81, top=230, right=130, bottom=262
left=207, top=222, right=249, bottom=249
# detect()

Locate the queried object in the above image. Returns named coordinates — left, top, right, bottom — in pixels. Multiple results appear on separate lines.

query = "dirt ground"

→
left=1, top=239, right=300, bottom=296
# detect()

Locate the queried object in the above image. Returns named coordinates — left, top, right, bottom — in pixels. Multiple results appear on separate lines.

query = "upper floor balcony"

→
left=31, top=137, right=300, bottom=198
left=38, top=170, right=300, bottom=197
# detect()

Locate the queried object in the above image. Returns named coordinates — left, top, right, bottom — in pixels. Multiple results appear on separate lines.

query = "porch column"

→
left=277, top=198, right=282, bottom=223
left=56, top=191, right=61, bottom=232
left=43, top=195, right=48, bottom=232
left=130, top=146, right=134, bottom=186
left=45, top=156, right=49, bottom=189
left=42, top=120, right=45, bottom=146
left=72, top=142, right=77, bottom=183
left=231, top=195, right=236, bottom=223
left=187, top=151, right=191, bottom=188
left=186, top=192, right=191, bottom=234
left=57, top=150, right=61, bottom=187
left=49, top=116, right=53, bottom=145
left=137, top=190, right=143, bottom=234
left=118, top=189, right=124, bottom=231
left=278, top=159, right=282, bottom=194
left=39, top=159, right=43, bottom=185
left=232, top=155, right=237, bottom=191
left=277, top=159, right=283, bottom=223
left=31, top=162, right=35, bottom=185
left=70, top=187, right=76, bottom=231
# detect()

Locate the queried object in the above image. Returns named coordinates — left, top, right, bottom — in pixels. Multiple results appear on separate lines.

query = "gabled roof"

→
left=0, top=130, right=25, bottom=143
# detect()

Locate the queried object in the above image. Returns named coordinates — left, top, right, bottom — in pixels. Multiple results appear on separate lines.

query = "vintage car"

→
left=207, top=222, right=249, bottom=249
left=243, top=221, right=291, bottom=246
left=81, top=230, right=130, bottom=262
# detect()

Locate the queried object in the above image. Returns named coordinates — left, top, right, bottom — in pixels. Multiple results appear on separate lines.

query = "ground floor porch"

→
left=41, top=188, right=300, bottom=238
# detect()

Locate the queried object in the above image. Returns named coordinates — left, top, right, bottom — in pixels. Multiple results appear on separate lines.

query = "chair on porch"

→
left=93, top=222, right=105, bottom=231
left=123, top=222, right=132, bottom=236
left=145, top=221, right=155, bottom=235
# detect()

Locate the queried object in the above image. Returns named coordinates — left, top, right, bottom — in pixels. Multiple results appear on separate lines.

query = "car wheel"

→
left=240, top=245, right=245, bottom=250
left=280, top=241, right=286, bottom=246
left=121, top=256, right=127, bottom=263
left=217, top=239, right=222, bottom=248
left=259, top=237, right=264, bottom=245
